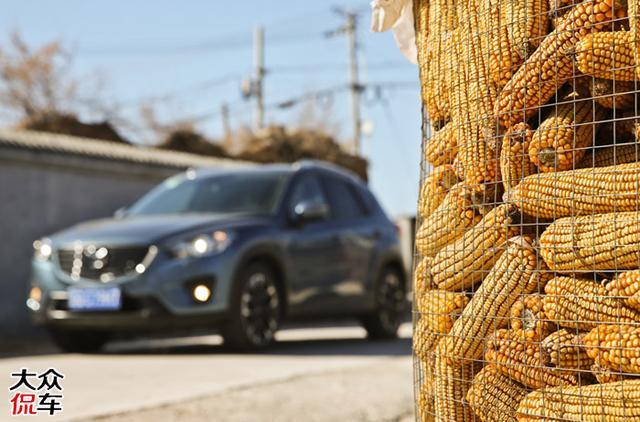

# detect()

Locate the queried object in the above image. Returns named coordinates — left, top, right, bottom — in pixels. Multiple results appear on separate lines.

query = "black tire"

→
left=362, top=266, right=407, bottom=340
left=49, top=328, right=110, bottom=353
left=221, top=262, right=281, bottom=351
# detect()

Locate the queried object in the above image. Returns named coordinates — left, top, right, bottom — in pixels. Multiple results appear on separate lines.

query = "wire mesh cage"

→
left=412, top=0, right=640, bottom=420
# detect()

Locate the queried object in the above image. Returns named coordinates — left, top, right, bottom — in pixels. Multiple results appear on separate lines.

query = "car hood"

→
left=50, top=214, right=269, bottom=246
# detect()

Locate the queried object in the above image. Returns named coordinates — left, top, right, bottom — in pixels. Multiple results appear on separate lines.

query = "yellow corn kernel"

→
left=509, top=162, right=640, bottom=219
left=543, top=276, right=640, bottom=330
left=517, top=380, right=640, bottom=421
left=539, top=211, right=640, bottom=272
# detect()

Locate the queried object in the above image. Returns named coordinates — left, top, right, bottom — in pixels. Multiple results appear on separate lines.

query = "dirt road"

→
left=1, top=324, right=414, bottom=421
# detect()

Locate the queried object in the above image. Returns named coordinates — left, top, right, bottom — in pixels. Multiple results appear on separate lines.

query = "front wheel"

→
left=362, top=266, right=407, bottom=339
left=222, top=262, right=281, bottom=351
left=49, top=328, right=110, bottom=353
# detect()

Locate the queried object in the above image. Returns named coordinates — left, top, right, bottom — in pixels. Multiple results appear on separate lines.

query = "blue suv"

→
left=28, top=161, right=407, bottom=351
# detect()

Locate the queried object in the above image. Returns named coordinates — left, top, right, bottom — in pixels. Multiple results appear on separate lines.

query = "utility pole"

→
left=327, top=10, right=362, bottom=156
left=253, top=26, right=265, bottom=131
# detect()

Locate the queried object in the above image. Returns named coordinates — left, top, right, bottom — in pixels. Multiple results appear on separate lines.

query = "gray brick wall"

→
left=0, top=137, right=234, bottom=343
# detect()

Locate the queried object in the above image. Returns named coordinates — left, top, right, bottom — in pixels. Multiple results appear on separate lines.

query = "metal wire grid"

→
left=412, top=0, right=640, bottom=420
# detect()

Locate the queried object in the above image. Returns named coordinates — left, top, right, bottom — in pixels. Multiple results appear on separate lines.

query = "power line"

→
left=78, top=27, right=328, bottom=57
left=100, top=77, right=418, bottom=129
left=77, top=6, right=337, bottom=57
left=269, top=60, right=410, bottom=74
left=112, top=73, right=242, bottom=109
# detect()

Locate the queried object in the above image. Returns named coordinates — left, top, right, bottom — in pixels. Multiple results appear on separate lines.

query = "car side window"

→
left=289, top=174, right=327, bottom=212
left=322, top=176, right=367, bottom=220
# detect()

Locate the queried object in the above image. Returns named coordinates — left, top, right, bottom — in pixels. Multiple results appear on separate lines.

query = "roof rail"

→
left=295, top=159, right=362, bottom=181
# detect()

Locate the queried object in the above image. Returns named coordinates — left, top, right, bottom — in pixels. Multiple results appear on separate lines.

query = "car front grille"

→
left=57, top=245, right=152, bottom=281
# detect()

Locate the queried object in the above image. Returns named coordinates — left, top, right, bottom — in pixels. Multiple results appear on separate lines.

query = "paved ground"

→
left=1, top=324, right=415, bottom=422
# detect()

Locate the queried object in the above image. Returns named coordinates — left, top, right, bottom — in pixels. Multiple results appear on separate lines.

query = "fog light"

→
left=193, top=284, right=212, bottom=303
left=29, top=286, right=42, bottom=302
left=27, top=287, right=42, bottom=311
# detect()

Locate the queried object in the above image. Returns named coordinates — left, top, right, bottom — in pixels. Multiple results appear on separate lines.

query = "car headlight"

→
left=33, top=238, right=53, bottom=262
left=172, top=231, right=233, bottom=259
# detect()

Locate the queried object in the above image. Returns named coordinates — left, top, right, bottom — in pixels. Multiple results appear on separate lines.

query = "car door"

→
left=283, top=172, right=345, bottom=316
left=319, top=174, right=378, bottom=311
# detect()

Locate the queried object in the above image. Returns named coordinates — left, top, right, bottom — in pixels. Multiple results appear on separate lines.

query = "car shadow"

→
left=1, top=323, right=414, bottom=359
left=103, top=336, right=412, bottom=357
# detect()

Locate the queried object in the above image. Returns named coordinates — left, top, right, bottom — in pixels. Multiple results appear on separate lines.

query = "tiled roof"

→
left=0, top=129, right=247, bottom=169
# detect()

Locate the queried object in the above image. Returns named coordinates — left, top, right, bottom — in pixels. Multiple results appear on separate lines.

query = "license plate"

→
left=68, top=287, right=122, bottom=312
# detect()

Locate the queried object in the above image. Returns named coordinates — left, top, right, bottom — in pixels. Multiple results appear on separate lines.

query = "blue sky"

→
left=1, top=0, right=422, bottom=217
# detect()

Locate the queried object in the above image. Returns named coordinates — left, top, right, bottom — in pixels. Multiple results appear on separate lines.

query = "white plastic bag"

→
left=370, top=0, right=416, bottom=64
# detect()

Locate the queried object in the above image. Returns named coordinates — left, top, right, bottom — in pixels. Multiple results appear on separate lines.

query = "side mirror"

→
left=114, top=207, right=128, bottom=219
left=292, top=201, right=329, bottom=223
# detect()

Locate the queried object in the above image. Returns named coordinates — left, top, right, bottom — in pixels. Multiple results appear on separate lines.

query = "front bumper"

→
left=29, top=247, right=238, bottom=331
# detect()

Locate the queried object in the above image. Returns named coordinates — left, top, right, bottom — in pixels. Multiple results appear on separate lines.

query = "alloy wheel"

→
left=239, top=272, right=280, bottom=347
left=376, top=271, right=405, bottom=333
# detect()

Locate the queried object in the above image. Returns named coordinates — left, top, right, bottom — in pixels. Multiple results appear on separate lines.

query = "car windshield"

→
left=127, top=171, right=289, bottom=216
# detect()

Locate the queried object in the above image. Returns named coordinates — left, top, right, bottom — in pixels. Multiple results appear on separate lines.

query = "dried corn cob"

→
left=431, top=204, right=522, bottom=291
left=590, top=78, right=637, bottom=110
left=539, top=211, right=640, bottom=272
left=591, top=361, right=627, bottom=383
left=630, top=0, right=640, bottom=79
left=503, top=0, right=549, bottom=58
left=488, top=0, right=524, bottom=89
left=529, top=100, right=606, bottom=172
left=508, top=162, right=640, bottom=219
left=432, top=30, right=460, bottom=125
left=416, top=380, right=435, bottom=422
left=454, top=88, right=500, bottom=189
left=490, top=24, right=524, bottom=89
left=486, top=328, right=579, bottom=389
left=553, top=2, right=625, bottom=32
left=432, top=351, right=476, bottom=422
left=584, top=324, right=640, bottom=374
left=414, top=256, right=435, bottom=294
left=517, top=380, right=640, bottom=421
left=501, top=122, right=537, bottom=192
left=414, top=0, right=439, bottom=122
left=580, top=143, right=640, bottom=167
left=450, top=0, right=500, bottom=189
left=414, top=317, right=435, bottom=363
left=414, top=290, right=469, bottom=359
left=576, top=30, right=638, bottom=81
left=418, top=165, right=459, bottom=218
left=543, top=276, right=640, bottom=330
left=427, top=1, right=459, bottom=122
left=466, top=365, right=528, bottom=422
left=415, top=361, right=438, bottom=417
left=424, top=122, right=459, bottom=166
left=416, top=0, right=458, bottom=123
left=415, top=289, right=470, bottom=319
left=542, top=329, right=594, bottom=370
left=510, top=294, right=555, bottom=340
left=497, top=0, right=623, bottom=128
left=606, top=270, right=640, bottom=311
left=442, top=236, right=548, bottom=366
left=548, top=0, right=580, bottom=19
left=415, top=183, right=488, bottom=257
